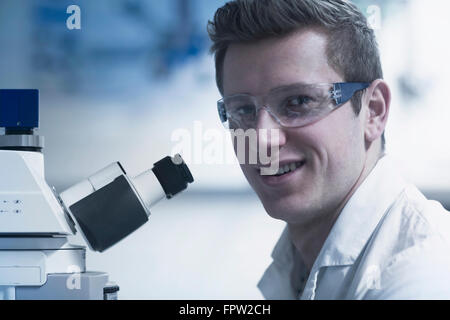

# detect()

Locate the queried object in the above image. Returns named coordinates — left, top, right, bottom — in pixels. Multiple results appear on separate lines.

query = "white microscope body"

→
left=0, top=89, right=193, bottom=299
left=0, top=150, right=91, bottom=300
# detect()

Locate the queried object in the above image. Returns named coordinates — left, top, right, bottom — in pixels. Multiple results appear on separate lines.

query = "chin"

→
left=258, top=192, right=316, bottom=224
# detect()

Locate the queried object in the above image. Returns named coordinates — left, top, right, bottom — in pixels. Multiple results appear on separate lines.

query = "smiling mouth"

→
left=259, top=160, right=306, bottom=177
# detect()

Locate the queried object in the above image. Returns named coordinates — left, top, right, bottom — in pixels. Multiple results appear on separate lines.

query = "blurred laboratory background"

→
left=0, top=0, right=449, bottom=299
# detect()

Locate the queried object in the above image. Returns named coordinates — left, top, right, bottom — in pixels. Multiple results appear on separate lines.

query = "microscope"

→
left=0, top=89, right=194, bottom=300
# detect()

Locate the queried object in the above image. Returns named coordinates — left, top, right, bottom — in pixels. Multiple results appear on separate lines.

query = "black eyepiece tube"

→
left=152, top=154, right=194, bottom=199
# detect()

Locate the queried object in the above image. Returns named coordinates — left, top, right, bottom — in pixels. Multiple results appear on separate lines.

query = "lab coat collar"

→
left=309, top=155, right=407, bottom=269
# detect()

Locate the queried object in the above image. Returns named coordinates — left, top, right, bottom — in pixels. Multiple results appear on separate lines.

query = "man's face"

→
left=222, top=29, right=368, bottom=225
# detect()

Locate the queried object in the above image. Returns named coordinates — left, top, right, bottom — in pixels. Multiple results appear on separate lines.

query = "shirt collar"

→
left=258, top=226, right=306, bottom=299
left=271, top=226, right=294, bottom=263
left=311, top=155, right=407, bottom=268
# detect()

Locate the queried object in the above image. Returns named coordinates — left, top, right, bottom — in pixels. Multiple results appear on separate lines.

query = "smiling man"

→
left=208, top=0, right=450, bottom=300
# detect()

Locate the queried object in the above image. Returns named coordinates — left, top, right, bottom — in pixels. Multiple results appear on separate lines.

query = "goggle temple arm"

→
left=332, top=82, right=371, bottom=105
left=217, top=100, right=228, bottom=123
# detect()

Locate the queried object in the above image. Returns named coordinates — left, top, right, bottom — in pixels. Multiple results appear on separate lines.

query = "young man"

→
left=208, top=0, right=450, bottom=299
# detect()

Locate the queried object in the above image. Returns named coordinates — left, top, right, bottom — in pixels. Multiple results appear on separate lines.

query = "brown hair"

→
left=207, top=0, right=385, bottom=147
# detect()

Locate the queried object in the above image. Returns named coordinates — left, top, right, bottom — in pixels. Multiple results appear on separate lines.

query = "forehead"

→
left=222, top=28, right=343, bottom=96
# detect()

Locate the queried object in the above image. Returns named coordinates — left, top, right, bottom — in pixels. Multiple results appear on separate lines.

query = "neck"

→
left=288, top=148, right=384, bottom=273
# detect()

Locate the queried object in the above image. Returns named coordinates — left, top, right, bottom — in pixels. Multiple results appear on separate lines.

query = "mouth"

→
left=257, top=160, right=306, bottom=187
left=259, top=160, right=306, bottom=177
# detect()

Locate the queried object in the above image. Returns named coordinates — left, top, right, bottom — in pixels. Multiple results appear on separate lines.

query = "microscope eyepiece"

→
left=59, top=154, right=194, bottom=252
left=152, top=154, right=194, bottom=199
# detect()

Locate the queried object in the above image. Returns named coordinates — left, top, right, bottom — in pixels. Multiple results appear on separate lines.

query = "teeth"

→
left=259, top=161, right=305, bottom=176
left=272, top=161, right=304, bottom=176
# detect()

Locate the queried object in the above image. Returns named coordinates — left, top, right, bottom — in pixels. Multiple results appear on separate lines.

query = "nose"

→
left=255, top=107, right=280, bottom=130
left=255, top=108, right=287, bottom=155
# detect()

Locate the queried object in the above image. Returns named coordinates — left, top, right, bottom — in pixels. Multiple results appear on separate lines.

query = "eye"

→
left=235, top=105, right=256, bottom=116
left=286, top=95, right=312, bottom=109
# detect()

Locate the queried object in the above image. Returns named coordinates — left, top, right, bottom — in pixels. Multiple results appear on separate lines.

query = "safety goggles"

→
left=217, top=82, right=370, bottom=129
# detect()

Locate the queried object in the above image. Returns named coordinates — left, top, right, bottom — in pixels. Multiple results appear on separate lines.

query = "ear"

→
left=363, top=79, right=391, bottom=145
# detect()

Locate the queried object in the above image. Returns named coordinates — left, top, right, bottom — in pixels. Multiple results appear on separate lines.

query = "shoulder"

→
left=371, top=184, right=450, bottom=255
left=363, top=237, right=450, bottom=299
left=362, top=185, right=450, bottom=299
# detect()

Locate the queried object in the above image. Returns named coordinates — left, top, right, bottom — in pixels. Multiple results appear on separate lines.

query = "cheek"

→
left=300, top=107, right=365, bottom=172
